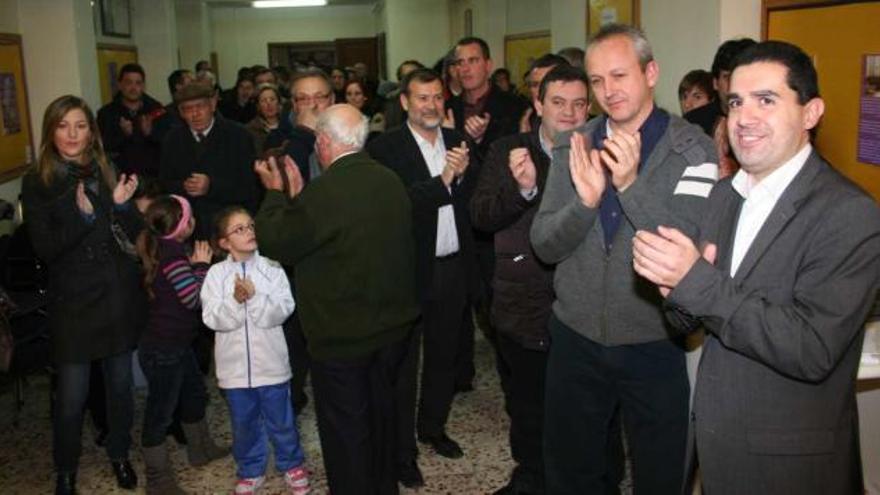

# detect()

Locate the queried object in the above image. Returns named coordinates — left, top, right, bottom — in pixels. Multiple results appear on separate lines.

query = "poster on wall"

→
left=857, top=54, right=880, bottom=165
left=0, top=73, right=21, bottom=135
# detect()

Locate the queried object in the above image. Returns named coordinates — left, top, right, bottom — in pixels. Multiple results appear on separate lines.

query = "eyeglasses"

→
left=294, top=93, right=331, bottom=105
left=226, top=223, right=256, bottom=237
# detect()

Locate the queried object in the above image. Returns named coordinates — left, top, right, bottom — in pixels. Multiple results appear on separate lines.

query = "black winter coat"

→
left=21, top=163, right=146, bottom=364
left=470, top=130, right=553, bottom=350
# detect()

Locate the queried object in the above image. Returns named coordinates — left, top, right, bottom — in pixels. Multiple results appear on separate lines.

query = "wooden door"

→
left=335, top=37, right=378, bottom=79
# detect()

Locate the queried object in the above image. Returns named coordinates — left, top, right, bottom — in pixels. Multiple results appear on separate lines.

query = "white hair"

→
left=316, top=108, right=369, bottom=150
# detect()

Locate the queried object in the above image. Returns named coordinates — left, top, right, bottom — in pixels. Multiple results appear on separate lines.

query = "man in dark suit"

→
left=471, top=64, right=590, bottom=495
left=367, top=68, right=478, bottom=488
left=159, top=83, right=258, bottom=240
left=255, top=104, right=420, bottom=495
left=633, top=41, right=880, bottom=494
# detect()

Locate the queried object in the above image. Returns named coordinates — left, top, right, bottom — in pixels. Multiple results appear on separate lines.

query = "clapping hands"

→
left=233, top=274, right=255, bottom=303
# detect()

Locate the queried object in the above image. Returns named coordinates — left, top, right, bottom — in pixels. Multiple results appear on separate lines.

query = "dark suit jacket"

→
left=367, top=125, right=480, bottom=302
left=470, top=129, right=553, bottom=349
left=159, top=117, right=258, bottom=239
left=255, top=152, right=420, bottom=361
left=665, top=150, right=880, bottom=494
left=447, top=85, right=528, bottom=158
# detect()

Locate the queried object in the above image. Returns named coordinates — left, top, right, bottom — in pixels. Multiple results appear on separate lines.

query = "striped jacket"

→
left=140, top=238, right=209, bottom=350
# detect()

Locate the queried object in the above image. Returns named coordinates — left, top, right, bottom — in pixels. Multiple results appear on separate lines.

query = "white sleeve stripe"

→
left=674, top=180, right=713, bottom=198
left=681, top=162, right=719, bottom=181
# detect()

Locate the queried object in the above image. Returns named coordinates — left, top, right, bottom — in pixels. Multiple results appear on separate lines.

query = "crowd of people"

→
left=18, top=21, right=880, bottom=495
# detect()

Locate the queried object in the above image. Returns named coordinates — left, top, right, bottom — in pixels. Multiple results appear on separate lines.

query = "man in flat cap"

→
left=159, top=82, right=259, bottom=239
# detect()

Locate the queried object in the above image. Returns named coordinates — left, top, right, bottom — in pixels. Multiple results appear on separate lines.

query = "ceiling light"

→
left=252, top=0, right=327, bottom=7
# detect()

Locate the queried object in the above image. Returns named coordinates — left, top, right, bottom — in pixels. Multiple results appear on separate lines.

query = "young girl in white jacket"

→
left=201, top=206, right=310, bottom=495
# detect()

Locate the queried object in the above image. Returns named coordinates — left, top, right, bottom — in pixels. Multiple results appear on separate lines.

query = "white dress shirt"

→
left=190, top=118, right=215, bottom=142
left=408, top=123, right=460, bottom=257
left=729, top=144, right=812, bottom=277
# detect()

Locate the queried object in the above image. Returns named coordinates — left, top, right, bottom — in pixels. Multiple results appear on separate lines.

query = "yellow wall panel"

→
left=769, top=2, right=880, bottom=201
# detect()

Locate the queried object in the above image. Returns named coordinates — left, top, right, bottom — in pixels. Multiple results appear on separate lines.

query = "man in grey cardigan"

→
left=530, top=24, right=718, bottom=494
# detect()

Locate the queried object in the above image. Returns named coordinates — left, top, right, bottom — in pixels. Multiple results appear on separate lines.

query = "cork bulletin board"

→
left=0, top=33, right=34, bottom=184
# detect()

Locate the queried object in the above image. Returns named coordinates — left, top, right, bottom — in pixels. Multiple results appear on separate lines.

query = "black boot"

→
left=111, top=459, right=138, bottom=490
left=181, top=419, right=228, bottom=467
left=55, top=473, right=77, bottom=495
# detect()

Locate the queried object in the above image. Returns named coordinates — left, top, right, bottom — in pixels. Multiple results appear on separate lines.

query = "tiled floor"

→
left=0, top=333, right=516, bottom=494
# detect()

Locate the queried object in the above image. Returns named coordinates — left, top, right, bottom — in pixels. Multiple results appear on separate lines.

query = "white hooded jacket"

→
left=201, top=252, right=295, bottom=389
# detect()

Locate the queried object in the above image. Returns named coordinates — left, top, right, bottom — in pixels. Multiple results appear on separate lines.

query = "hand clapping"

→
left=112, top=173, right=139, bottom=205
left=441, top=141, right=470, bottom=186
left=254, top=155, right=303, bottom=199
left=234, top=274, right=255, bottom=303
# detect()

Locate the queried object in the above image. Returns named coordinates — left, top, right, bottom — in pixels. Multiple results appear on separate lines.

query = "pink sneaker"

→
left=234, top=476, right=265, bottom=495
left=284, top=466, right=311, bottom=495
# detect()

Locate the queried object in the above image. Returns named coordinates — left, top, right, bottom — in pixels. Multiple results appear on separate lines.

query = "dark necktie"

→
left=195, top=132, right=207, bottom=160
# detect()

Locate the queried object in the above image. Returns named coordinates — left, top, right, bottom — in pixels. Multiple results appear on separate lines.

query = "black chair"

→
left=0, top=223, right=51, bottom=426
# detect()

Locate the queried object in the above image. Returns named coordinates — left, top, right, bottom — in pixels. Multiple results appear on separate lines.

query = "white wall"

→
left=210, top=5, right=375, bottom=88
left=641, top=0, right=721, bottom=113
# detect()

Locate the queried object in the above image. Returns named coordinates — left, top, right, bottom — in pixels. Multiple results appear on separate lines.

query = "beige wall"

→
left=384, top=0, right=451, bottom=80
left=210, top=5, right=375, bottom=88
left=641, top=0, right=721, bottom=113
left=506, top=0, right=550, bottom=35
left=176, top=0, right=212, bottom=76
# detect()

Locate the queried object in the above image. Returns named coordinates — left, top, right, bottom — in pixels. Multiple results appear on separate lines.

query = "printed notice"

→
left=858, top=54, right=880, bottom=165
left=0, top=73, right=21, bottom=135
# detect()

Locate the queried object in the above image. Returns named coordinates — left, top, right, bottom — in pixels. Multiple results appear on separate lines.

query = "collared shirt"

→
left=729, top=143, right=812, bottom=277
left=190, top=118, right=215, bottom=142
left=407, top=123, right=460, bottom=257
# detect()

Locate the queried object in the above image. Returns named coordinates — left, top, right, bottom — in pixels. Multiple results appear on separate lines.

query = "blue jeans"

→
left=225, top=382, right=305, bottom=479
left=139, top=347, right=207, bottom=448
left=54, top=351, right=134, bottom=473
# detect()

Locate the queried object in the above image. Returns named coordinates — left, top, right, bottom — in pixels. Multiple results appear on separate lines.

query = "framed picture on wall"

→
left=100, top=0, right=132, bottom=38
left=96, top=43, right=138, bottom=105
left=0, top=33, right=34, bottom=183
left=504, top=31, right=552, bottom=95
left=586, top=0, right=640, bottom=37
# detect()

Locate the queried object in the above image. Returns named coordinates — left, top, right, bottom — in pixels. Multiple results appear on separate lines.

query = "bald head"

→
left=314, top=104, right=369, bottom=167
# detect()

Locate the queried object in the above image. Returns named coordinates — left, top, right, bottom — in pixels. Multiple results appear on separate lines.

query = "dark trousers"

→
left=416, top=255, right=469, bottom=438
left=283, top=311, right=311, bottom=408
left=311, top=334, right=409, bottom=495
left=139, top=347, right=207, bottom=447
left=395, top=325, right=421, bottom=465
left=54, top=350, right=134, bottom=473
left=498, top=334, right=548, bottom=492
left=544, top=316, right=689, bottom=495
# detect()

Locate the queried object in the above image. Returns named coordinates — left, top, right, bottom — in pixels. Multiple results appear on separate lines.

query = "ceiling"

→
left=204, top=0, right=377, bottom=6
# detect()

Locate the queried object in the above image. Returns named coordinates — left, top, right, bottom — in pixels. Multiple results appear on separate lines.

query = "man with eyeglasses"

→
left=471, top=64, right=590, bottom=495
left=273, top=69, right=336, bottom=183
left=159, top=82, right=258, bottom=240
